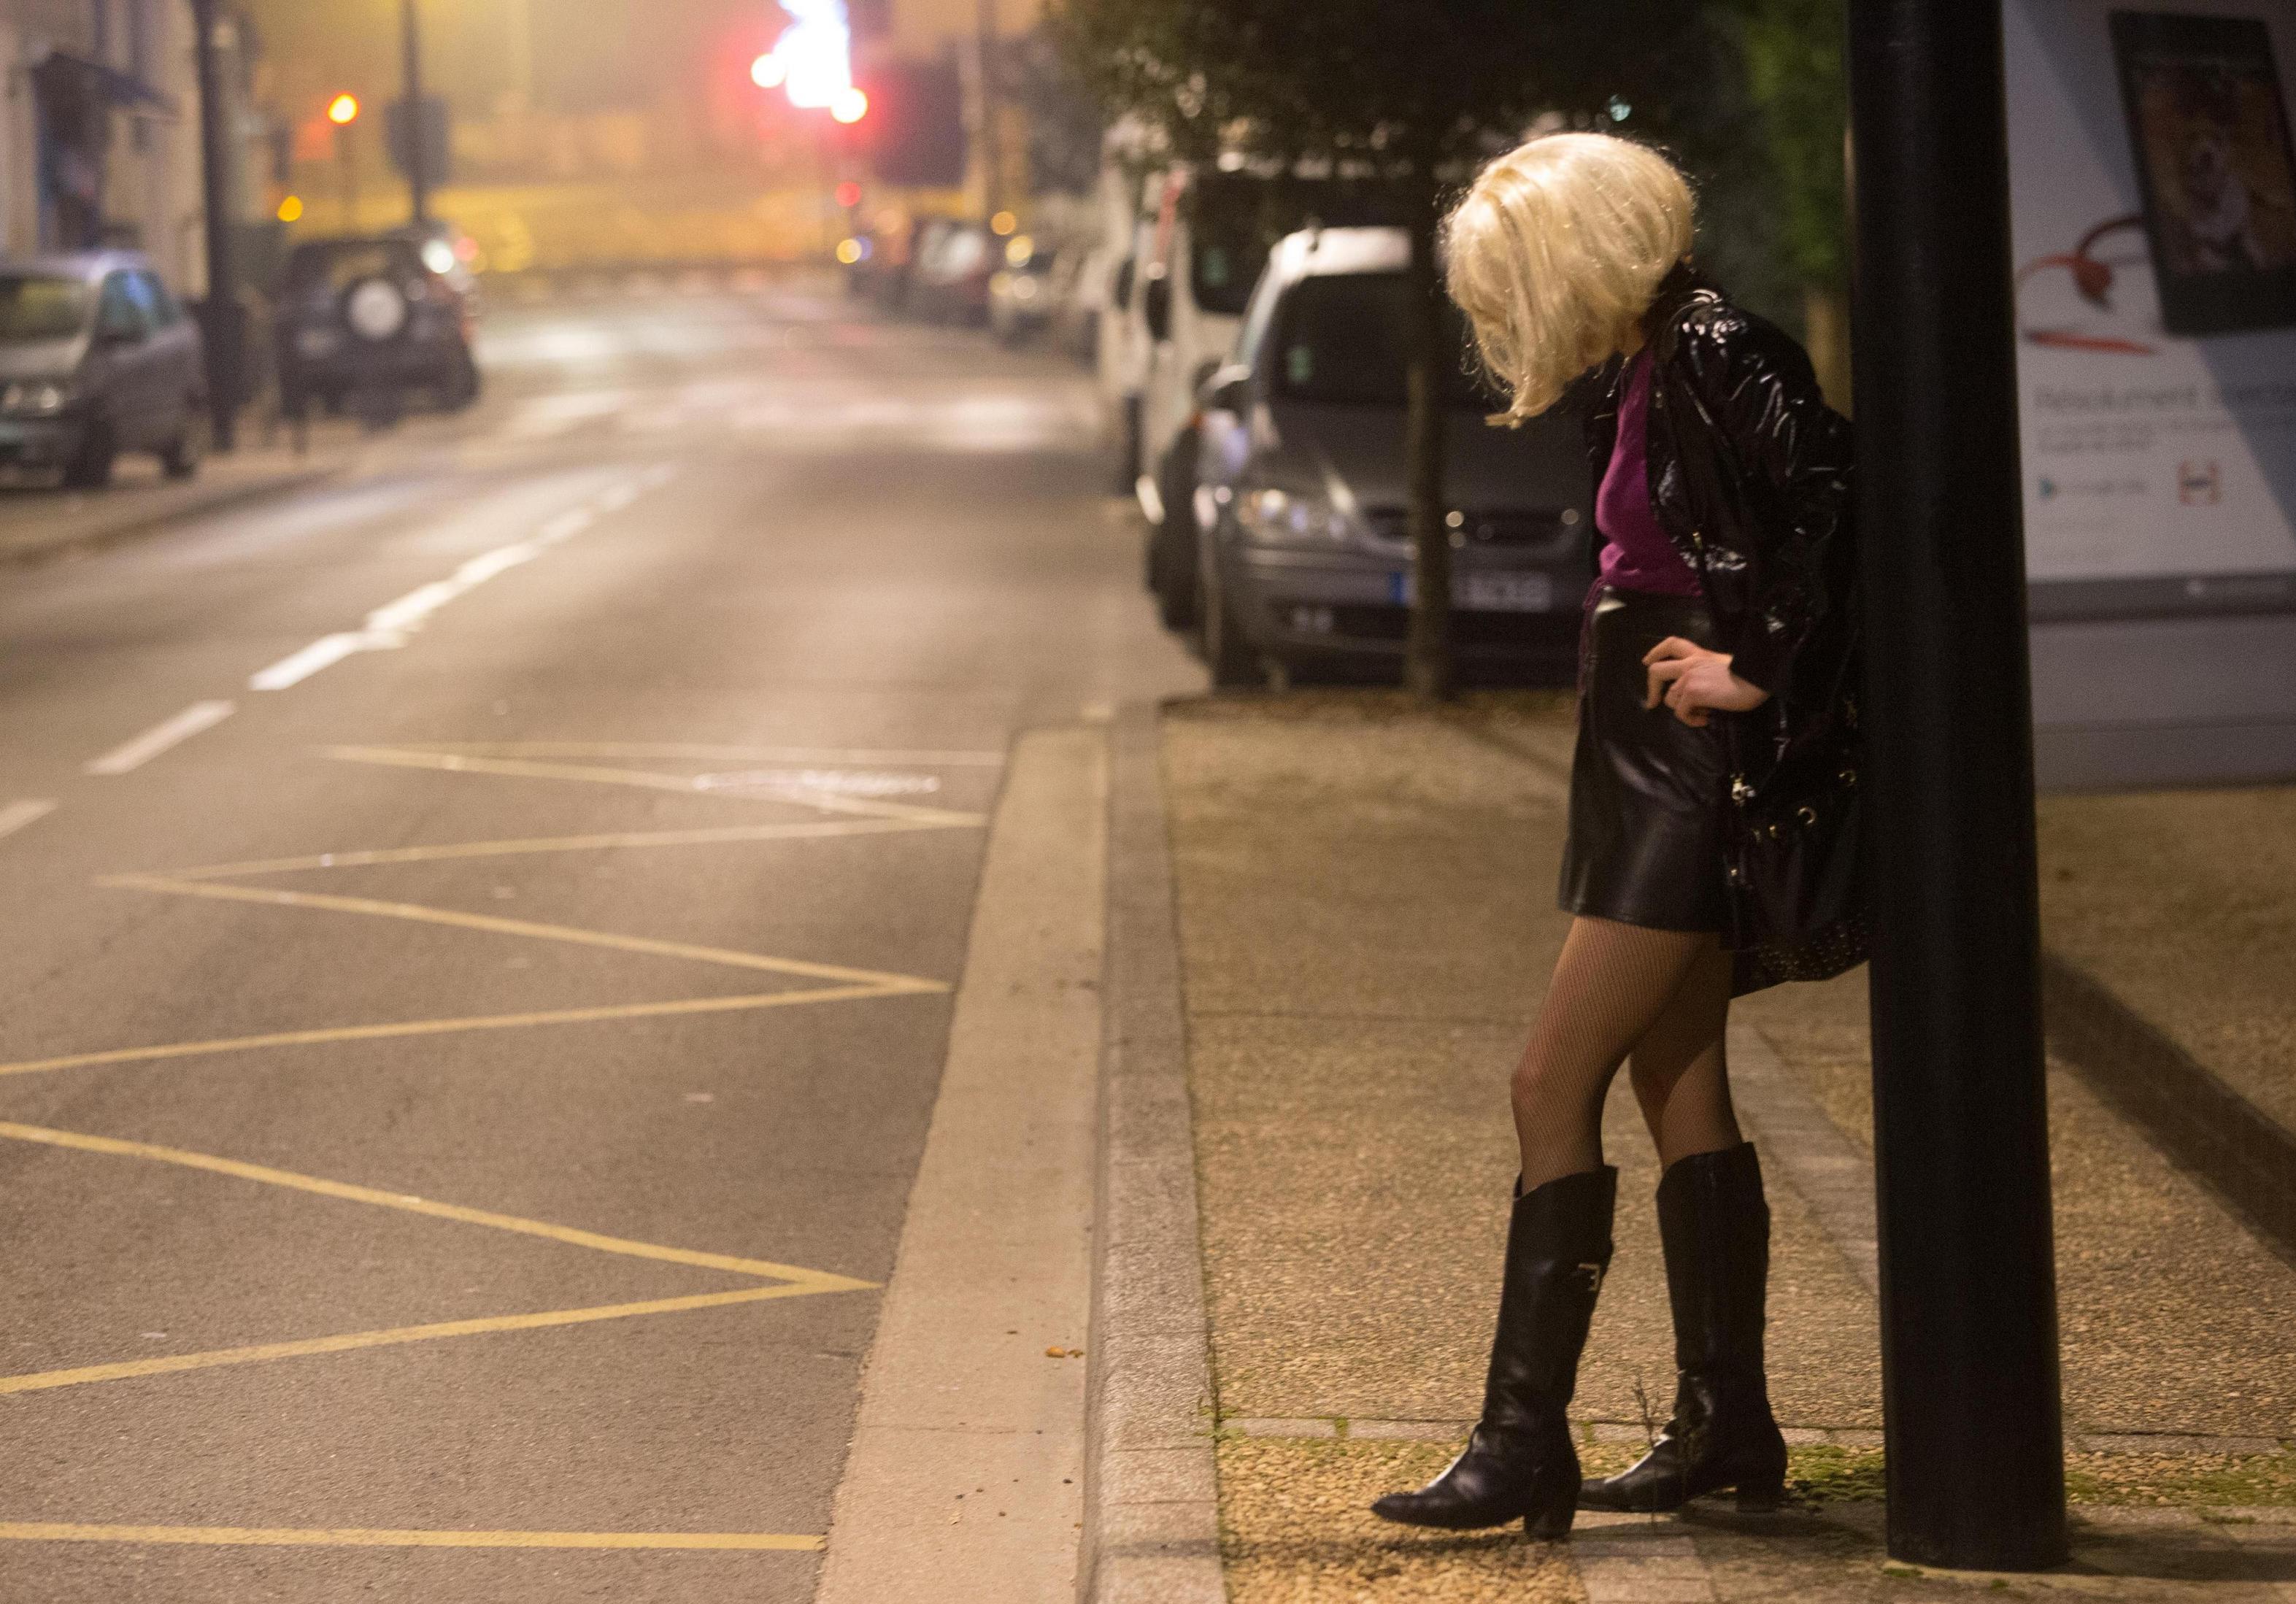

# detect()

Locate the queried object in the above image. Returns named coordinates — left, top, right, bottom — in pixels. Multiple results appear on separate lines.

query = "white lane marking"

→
left=83, top=702, right=236, bottom=776
left=0, top=800, right=57, bottom=840
left=534, top=507, right=593, bottom=544
left=250, top=633, right=368, bottom=693
left=247, top=473, right=666, bottom=694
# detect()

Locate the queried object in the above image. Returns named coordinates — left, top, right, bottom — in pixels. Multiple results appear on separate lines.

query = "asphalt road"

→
left=0, top=279, right=1199, bottom=1602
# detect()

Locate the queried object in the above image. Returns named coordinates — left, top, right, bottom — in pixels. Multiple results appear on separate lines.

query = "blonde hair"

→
left=1444, top=132, right=1695, bottom=422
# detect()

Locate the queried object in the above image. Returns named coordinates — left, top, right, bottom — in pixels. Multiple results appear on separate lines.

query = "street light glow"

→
left=327, top=93, right=360, bottom=126
left=755, top=0, right=855, bottom=115
left=277, top=195, right=304, bottom=223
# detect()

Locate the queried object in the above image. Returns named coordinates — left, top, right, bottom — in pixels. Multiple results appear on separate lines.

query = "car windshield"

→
left=1187, top=172, right=1403, bottom=317
left=1270, top=273, right=1496, bottom=410
left=0, top=274, right=93, bottom=342
left=283, top=242, right=421, bottom=294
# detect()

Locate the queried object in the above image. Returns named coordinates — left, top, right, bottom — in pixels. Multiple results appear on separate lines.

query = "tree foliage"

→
left=1726, top=0, right=1850, bottom=293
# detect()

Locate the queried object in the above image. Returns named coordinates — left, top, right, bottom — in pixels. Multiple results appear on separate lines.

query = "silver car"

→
left=0, top=251, right=207, bottom=487
left=1191, top=226, right=1590, bottom=686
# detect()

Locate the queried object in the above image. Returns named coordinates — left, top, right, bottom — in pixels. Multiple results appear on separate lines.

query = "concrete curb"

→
left=1079, top=704, right=1228, bottom=1604
left=0, top=458, right=347, bottom=568
left=2043, top=952, right=2296, bottom=1268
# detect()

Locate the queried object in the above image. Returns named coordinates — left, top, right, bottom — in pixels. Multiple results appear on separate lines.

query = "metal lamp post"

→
left=1847, top=0, right=2070, bottom=1572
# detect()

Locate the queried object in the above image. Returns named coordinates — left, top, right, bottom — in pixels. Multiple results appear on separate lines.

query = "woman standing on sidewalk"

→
left=1373, top=131, right=1860, bottom=1538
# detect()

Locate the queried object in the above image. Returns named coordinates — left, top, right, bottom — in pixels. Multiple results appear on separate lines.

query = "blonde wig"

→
left=1444, top=132, right=1695, bottom=422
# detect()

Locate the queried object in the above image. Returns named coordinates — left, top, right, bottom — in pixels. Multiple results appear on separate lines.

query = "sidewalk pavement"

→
left=1155, top=693, right=2296, bottom=1602
left=0, top=420, right=369, bottom=566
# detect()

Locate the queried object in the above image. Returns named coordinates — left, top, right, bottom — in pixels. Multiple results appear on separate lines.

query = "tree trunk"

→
left=1803, top=282, right=1853, bottom=415
left=1401, top=181, right=1452, bottom=698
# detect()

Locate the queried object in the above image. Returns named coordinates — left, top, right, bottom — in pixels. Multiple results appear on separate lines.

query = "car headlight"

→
left=1, top=380, right=73, bottom=417
left=1233, top=483, right=1357, bottom=547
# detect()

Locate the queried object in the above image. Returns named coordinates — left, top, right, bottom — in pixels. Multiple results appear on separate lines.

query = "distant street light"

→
left=830, top=85, right=868, bottom=123
left=751, top=52, right=787, bottom=89
left=328, top=92, right=360, bottom=126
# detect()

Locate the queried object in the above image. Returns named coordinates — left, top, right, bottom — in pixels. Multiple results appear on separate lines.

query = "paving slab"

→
left=1160, top=694, right=2296, bottom=1602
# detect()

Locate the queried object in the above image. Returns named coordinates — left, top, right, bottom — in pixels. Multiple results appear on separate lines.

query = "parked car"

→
left=0, top=251, right=207, bottom=487
left=1190, top=226, right=1591, bottom=687
left=988, top=235, right=1075, bottom=347
left=1115, top=161, right=1404, bottom=629
left=907, top=220, right=995, bottom=325
left=274, top=235, right=479, bottom=417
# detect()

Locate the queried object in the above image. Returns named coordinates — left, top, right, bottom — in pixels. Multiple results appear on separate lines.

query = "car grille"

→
left=1364, top=507, right=1571, bottom=547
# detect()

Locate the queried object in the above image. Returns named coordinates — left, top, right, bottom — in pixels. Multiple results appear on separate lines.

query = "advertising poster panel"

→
left=2006, top=0, right=2296, bottom=783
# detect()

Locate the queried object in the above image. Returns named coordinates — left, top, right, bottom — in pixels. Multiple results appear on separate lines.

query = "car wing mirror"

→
left=1199, top=362, right=1254, bottom=417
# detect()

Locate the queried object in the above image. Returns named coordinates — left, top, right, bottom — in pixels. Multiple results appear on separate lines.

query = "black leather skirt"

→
left=1559, top=587, right=1731, bottom=933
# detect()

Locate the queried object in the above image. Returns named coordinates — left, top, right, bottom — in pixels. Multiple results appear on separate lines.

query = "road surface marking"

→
left=0, top=798, right=56, bottom=840
left=534, top=506, right=593, bottom=544
left=247, top=474, right=663, bottom=692
left=414, top=740, right=1006, bottom=766
left=0, top=1283, right=839, bottom=1396
left=321, top=745, right=985, bottom=826
left=0, top=1119, right=874, bottom=1287
left=82, top=701, right=235, bottom=775
left=96, top=873, right=950, bottom=990
left=161, top=816, right=953, bottom=881
left=0, top=1523, right=821, bottom=1551
left=250, top=632, right=368, bottom=690
left=0, top=984, right=920, bottom=1079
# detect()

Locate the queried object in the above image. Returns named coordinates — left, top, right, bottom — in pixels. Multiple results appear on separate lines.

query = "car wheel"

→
left=447, top=352, right=482, bottom=409
left=1114, top=395, right=1143, bottom=496
left=161, top=406, right=208, bottom=479
left=1200, top=564, right=1263, bottom=690
left=61, top=419, right=116, bottom=490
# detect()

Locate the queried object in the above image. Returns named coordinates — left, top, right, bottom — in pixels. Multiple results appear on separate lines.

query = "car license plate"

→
left=1463, top=572, right=1555, bottom=612
left=296, top=328, right=343, bottom=358
left=1387, top=571, right=1557, bottom=612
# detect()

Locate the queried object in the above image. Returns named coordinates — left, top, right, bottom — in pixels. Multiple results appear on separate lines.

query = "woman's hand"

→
left=1642, top=637, right=1770, bottom=728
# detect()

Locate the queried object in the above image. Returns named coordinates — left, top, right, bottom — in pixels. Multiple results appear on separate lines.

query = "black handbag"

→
left=1719, top=671, right=1869, bottom=995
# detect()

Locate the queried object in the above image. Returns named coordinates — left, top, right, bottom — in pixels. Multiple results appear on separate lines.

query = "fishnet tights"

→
left=1511, top=916, right=1743, bottom=1190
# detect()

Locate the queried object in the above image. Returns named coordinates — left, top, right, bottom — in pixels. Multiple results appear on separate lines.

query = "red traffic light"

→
left=834, top=180, right=862, bottom=209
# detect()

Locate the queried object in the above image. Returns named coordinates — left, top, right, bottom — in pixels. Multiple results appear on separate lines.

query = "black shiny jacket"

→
left=1583, top=267, right=1858, bottom=779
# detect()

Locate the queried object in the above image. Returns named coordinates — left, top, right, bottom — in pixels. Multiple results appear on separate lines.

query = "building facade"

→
left=1, top=0, right=204, bottom=288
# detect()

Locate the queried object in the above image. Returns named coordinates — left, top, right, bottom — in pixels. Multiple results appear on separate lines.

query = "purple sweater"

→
left=1595, top=351, right=1703, bottom=597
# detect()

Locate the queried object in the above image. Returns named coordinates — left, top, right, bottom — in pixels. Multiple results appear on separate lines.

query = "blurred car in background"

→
left=0, top=250, right=207, bottom=487
left=273, top=234, right=479, bottom=418
left=844, top=212, right=918, bottom=309
left=1189, top=226, right=1590, bottom=687
left=393, top=219, right=483, bottom=312
left=988, top=234, right=1079, bottom=347
left=908, top=220, right=995, bottom=325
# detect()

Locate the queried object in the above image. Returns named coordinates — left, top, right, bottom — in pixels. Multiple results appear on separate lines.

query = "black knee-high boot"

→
left=1578, top=1142, right=1787, bottom=1513
left=1371, top=1166, right=1616, bottom=1538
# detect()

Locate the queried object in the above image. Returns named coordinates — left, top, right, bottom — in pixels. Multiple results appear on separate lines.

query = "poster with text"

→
left=2006, top=0, right=2296, bottom=611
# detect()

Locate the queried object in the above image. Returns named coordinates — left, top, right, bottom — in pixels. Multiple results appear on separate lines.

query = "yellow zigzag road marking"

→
left=0, top=1523, right=823, bottom=1551
left=0, top=1285, right=831, bottom=1395
left=0, top=1120, right=874, bottom=1395
left=96, top=874, right=949, bottom=992
left=162, top=816, right=953, bottom=880
left=415, top=739, right=1006, bottom=768
left=0, top=1122, right=874, bottom=1288
left=321, top=745, right=985, bottom=826
left=0, top=987, right=909, bottom=1079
